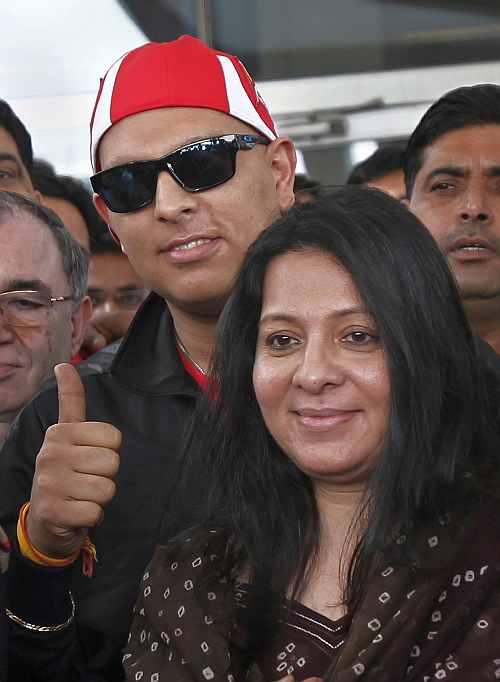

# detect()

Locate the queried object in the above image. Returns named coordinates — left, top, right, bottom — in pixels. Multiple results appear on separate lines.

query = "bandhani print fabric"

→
left=124, top=497, right=500, bottom=681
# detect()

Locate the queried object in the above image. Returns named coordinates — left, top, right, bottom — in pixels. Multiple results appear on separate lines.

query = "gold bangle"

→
left=6, top=591, right=75, bottom=632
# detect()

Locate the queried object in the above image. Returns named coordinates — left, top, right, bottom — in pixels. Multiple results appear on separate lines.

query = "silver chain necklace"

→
left=175, top=334, right=207, bottom=376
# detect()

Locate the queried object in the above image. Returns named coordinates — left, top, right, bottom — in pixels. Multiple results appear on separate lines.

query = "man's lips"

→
left=448, top=236, right=496, bottom=259
left=294, top=407, right=359, bottom=429
left=162, top=235, right=221, bottom=263
left=0, top=363, right=20, bottom=380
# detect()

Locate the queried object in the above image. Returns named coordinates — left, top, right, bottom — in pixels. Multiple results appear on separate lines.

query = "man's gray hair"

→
left=0, top=191, right=89, bottom=302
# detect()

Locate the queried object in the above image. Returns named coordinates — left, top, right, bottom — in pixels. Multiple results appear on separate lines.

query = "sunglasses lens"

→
left=94, top=163, right=158, bottom=213
left=92, top=137, right=239, bottom=213
left=173, top=139, right=236, bottom=191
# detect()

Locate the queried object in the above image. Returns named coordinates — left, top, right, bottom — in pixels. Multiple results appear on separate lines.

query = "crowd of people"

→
left=0, top=33, right=499, bottom=682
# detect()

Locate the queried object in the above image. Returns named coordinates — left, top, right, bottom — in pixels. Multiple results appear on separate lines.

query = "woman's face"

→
left=253, top=249, right=391, bottom=488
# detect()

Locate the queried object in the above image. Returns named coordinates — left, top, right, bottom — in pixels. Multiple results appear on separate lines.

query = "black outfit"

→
left=126, top=499, right=500, bottom=681
left=0, top=294, right=201, bottom=681
left=0, top=543, right=9, bottom=682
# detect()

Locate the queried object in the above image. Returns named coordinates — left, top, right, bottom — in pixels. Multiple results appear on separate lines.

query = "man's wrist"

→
left=18, top=503, right=80, bottom=567
left=7, top=548, right=75, bottom=629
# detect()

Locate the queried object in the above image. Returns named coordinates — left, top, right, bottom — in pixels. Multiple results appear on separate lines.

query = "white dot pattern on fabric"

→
left=378, top=592, right=391, bottom=604
left=122, top=514, right=500, bottom=682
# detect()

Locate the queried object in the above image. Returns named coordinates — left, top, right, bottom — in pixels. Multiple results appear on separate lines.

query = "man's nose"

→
left=91, top=305, right=132, bottom=342
left=291, top=340, right=345, bottom=394
left=153, top=171, right=198, bottom=223
left=0, top=310, right=16, bottom=342
left=459, top=185, right=491, bottom=225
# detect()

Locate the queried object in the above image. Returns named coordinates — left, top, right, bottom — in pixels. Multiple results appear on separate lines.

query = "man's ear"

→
left=93, top=194, right=122, bottom=246
left=266, top=137, right=297, bottom=214
left=93, top=193, right=110, bottom=224
left=33, top=189, right=43, bottom=203
left=70, top=296, right=93, bottom=356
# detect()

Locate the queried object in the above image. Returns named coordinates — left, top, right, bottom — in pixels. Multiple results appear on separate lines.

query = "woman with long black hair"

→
left=124, top=188, right=500, bottom=681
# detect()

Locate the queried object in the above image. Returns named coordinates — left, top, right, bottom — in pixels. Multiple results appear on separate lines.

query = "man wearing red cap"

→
left=0, top=36, right=296, bottom=681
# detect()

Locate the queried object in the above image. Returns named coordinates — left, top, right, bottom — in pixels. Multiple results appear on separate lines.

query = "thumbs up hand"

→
left=26, top=363, right=121, bottom=559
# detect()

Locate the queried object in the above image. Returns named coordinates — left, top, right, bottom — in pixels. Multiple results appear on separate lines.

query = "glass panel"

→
left=301, top=139, right=407, bottom=187
left=211, top=0, right=500, bottom=80
left=118, top=0, right=198, bottom=42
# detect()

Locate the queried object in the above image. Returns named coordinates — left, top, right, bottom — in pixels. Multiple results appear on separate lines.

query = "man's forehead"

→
left=0, top=213, right=65, bottom=275
left=0, top=127, right=25, bottom=165
left=420, top=125, right=500, bottom=170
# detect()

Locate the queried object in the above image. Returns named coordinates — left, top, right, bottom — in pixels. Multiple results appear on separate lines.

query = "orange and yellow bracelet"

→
left=17, top=502, right=97, bottom=577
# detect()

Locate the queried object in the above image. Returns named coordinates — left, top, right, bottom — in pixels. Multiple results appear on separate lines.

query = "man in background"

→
left=0, top=191, right=90, bottom=445
left=294, top=173, right=324, bottom=204
left=0, top=100, right=40, bottom=201
left=347, top=144, right=406, bottom=200
left=406, top=84, right=500, bottom=354
left=31, top=158, right=104, bottom=252
left=86, top=230, right=148, bottom=352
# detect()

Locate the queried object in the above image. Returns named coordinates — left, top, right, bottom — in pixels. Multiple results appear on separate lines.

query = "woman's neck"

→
left=298, top=483, right=365, bottom=621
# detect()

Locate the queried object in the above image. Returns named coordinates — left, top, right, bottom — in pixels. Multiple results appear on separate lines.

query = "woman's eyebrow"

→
left=259, top=306, right=368, bottom=325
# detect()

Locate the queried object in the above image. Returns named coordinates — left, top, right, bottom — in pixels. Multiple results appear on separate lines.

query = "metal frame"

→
left=258, top=59, right=500, bottom=148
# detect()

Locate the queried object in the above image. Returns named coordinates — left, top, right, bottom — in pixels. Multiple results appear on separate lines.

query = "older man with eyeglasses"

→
left=0, top=191, right=91, bottom=446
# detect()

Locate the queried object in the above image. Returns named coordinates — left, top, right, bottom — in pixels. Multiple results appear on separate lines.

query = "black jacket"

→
left=0, top=293, right=201, bottom=681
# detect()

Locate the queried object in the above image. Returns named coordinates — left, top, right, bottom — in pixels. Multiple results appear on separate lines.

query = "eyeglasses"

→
left=90, top=133, right=269, bottom=214
left=88, top=288, right=148, bottom=310
left=0, top=290, right=74, bottom=328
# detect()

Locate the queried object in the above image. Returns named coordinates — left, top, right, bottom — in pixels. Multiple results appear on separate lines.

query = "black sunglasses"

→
left=90, top=133, right=269, bottom=214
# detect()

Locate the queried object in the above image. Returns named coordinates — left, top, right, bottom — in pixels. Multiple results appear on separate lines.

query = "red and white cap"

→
left=90, top=35, right=277, bottom=171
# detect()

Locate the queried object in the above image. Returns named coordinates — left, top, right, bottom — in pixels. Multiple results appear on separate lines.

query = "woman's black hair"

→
left=179, top=186, right=499, bottom=656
